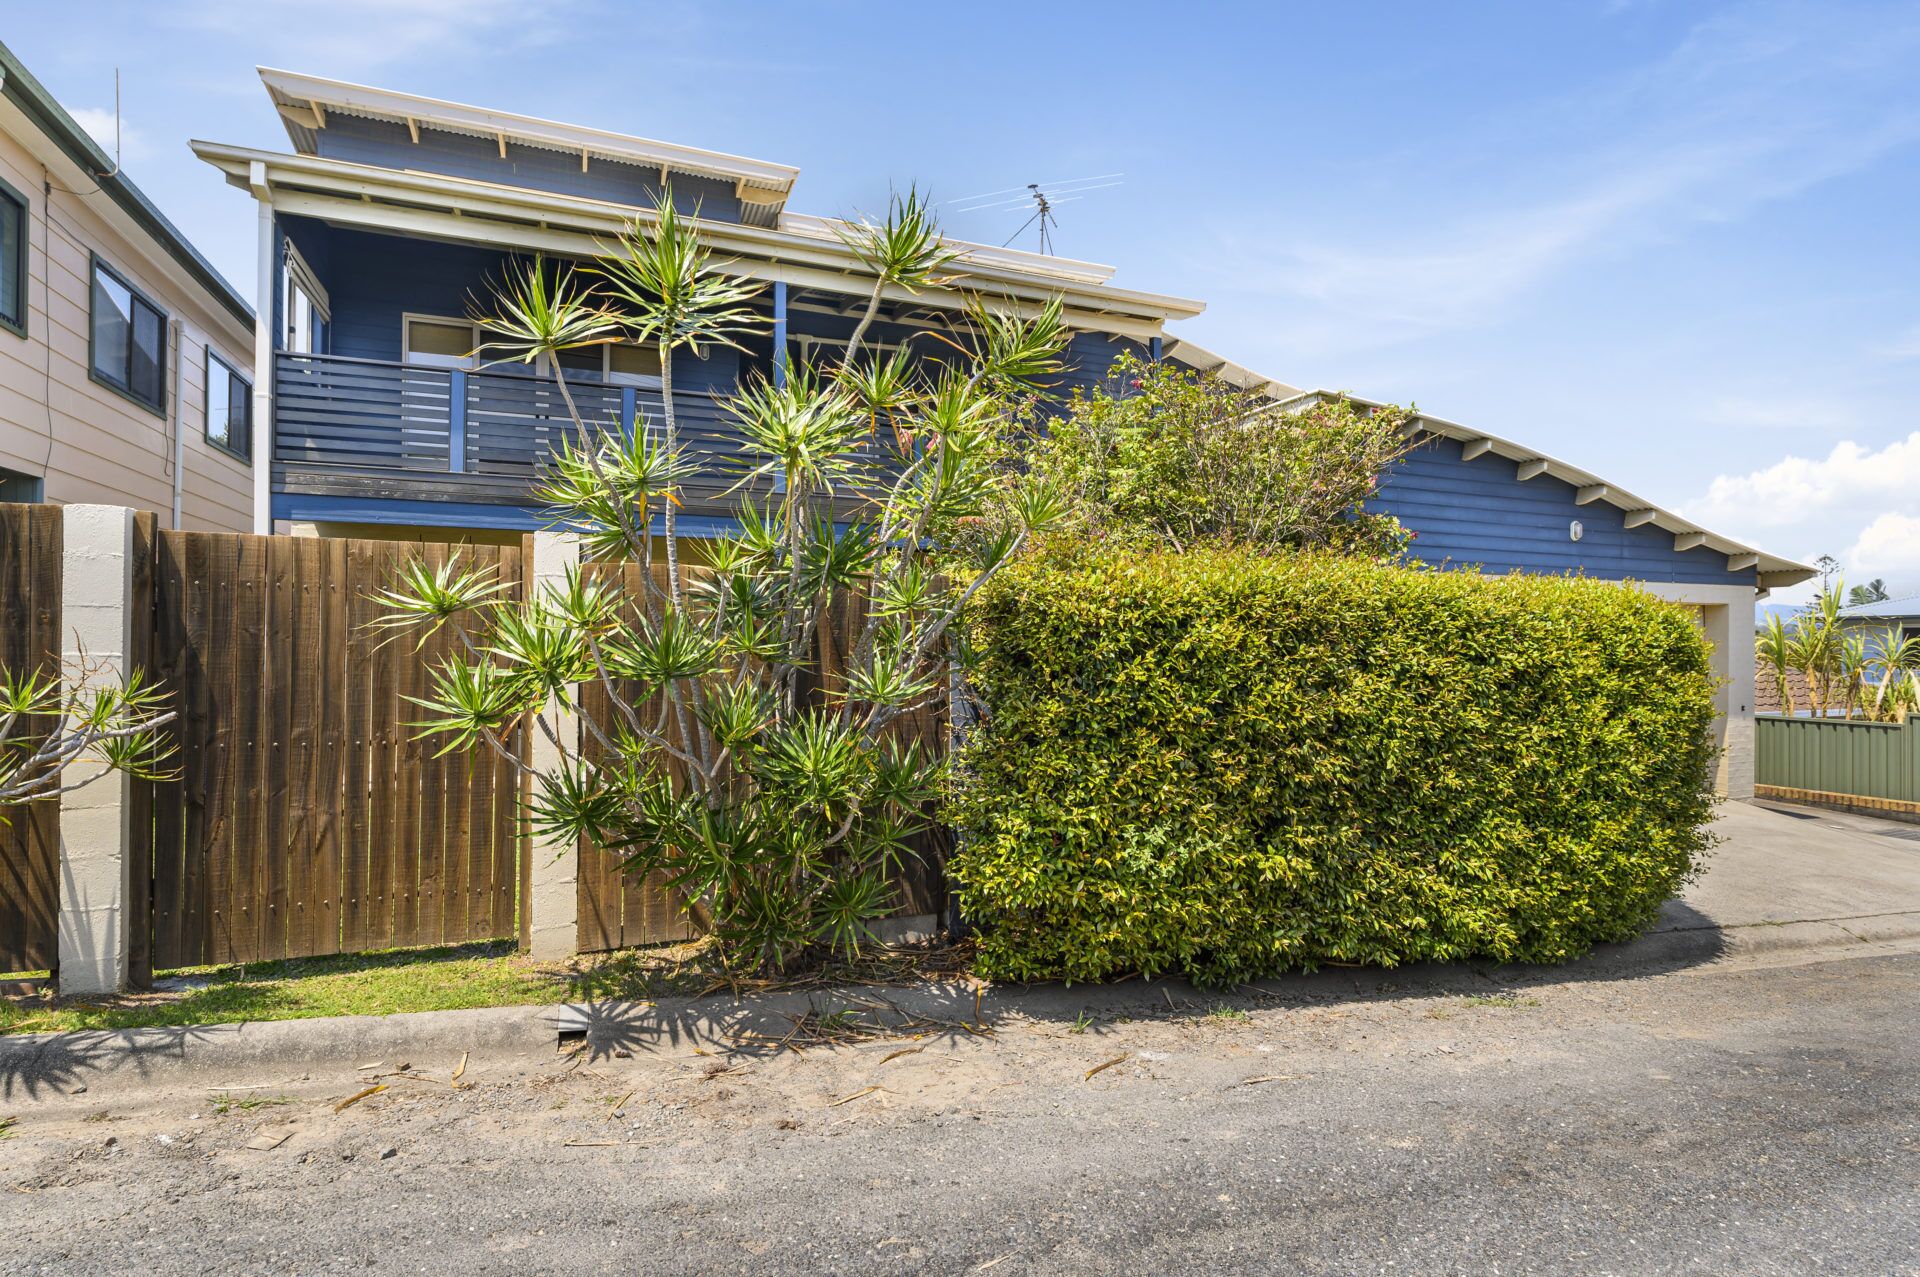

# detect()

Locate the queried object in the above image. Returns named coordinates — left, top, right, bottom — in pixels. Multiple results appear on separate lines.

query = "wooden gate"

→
left=146, top=531, right=529, bottom=968
left=0, top=505, right=61, bottom=973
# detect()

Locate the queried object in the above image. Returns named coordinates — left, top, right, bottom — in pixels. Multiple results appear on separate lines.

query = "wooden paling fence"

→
left=0, top=504, right=948, bottom=977
left=0, top=505, right=61, bottom=973
left=144, top=531, right=529, bottom=971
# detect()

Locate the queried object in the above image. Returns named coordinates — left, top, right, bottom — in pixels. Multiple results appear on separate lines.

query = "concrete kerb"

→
left=8, top=908, right=1920, bottom=1110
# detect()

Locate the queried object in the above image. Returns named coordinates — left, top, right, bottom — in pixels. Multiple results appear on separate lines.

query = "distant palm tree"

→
left=1848, top=578, right=1890, bottom=606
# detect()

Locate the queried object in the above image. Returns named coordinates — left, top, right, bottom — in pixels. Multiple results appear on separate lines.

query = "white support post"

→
left=525, top=530, right=581, bottom=960
left=250, top=190, right=275, bottom=534
left=55, top=505, right=137, bottom=995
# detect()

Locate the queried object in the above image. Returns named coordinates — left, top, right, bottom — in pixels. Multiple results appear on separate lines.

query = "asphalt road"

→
left=4, top=944, right=1917, bottom=1276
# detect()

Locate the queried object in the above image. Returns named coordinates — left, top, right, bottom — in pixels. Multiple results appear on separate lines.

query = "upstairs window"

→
left=553, top=342, right=661, bottom=386
left=206, top=349, right=252, bottom=462
left=404, top=316, right=480, bottom=369
left=0, top=178, right=24, bottom=336
left=608, top=343, right=663, bottom=386
left=90, top=258, right=166, bottom=413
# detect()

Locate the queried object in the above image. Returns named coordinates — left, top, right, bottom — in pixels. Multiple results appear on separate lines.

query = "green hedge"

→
left=949, top=548, right=1717, bottom=987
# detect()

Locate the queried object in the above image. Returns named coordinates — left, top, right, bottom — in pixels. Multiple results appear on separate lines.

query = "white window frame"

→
left=402, top=312, right=482, bottom=369
left=281, top=240, right=330, bottom=354
left=407, top=312, right=664, bottom=387
left=553, top=341, right=665, bottom=389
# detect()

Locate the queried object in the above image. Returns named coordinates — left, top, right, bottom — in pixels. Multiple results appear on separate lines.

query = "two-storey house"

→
left=0, top=41, right=255, bottom=531
left=191, top=68, right=1253, bottom=543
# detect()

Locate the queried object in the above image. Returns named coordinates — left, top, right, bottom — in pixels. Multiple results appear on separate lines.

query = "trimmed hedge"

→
left=949, top=547, right=1718, bottom=987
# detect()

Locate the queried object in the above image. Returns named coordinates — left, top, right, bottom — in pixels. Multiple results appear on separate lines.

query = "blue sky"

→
left=9, top=1, right=1920, bottom=602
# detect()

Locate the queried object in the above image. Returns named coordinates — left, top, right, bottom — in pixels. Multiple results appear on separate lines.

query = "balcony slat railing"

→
left=273, top=352, right=741, bottom=496
left=272, top=352, right=907, bottom=514
left=275, top=353, right=454, bottom=472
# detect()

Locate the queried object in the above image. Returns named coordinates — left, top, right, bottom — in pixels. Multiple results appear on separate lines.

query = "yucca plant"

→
left=380, top=189, right=1068, bottom=973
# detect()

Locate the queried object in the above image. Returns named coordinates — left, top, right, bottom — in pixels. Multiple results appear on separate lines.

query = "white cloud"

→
left=1845, top=513, right=1920, bottom=578
left=66, top=107, right=147, bottom=161
left=1688, top=432, right=1920, bottom=529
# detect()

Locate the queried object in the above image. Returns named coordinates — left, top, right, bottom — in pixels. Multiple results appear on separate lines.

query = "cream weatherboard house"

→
left=0, top=42, right=254, bottom=530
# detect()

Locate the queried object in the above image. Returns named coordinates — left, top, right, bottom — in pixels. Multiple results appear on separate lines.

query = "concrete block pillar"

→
left=525, top=530, right=582, bottom=960
left=56, top=505, right=137, bottom=995
left=1636, top=581, right=1756, bottom=801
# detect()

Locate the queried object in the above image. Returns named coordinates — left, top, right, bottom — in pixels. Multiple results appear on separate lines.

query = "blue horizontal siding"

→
left=1057, top=330, right=1148, bottom=400
left=1373, top=436, right=1756, bottom=586
left=314, top=114, right=743, bottom=221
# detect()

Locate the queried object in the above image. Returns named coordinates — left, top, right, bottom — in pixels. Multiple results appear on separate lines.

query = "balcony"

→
left=271, top=351, right=751, bottom=521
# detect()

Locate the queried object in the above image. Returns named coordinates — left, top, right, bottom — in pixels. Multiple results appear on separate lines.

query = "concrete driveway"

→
left=1660, top=798, right=1920, bottom=949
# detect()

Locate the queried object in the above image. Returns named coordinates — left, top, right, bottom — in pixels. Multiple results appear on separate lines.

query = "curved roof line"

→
left=1261, top=389, right=1814, bottom=589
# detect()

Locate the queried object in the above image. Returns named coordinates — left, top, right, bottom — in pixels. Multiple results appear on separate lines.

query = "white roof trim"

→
left=1263, top=389, right=1814, bottom=588
left=192, top=140, right=1206, bottom=323
left=1160, top=337, right=1305, bottom=399
left=779, top=211, right=1114, bottom=287
left=259, top=67, right=799, bottom=192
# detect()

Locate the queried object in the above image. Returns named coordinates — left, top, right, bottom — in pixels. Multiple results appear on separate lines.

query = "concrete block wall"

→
left=54, top=505, right=136, bottom=995
left=525, top=531, right=581, bottom=960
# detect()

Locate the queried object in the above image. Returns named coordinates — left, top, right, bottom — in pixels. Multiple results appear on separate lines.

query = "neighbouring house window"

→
left=0, top=465, right=41, bottom=502
left=0, top=178, right=25, bottom=336
left=206, top=349, right=252, bottom=462
left=89, top=258, right=166, bottom=413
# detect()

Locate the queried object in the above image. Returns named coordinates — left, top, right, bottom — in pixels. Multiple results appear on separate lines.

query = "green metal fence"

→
left=1755, top=714, right=1920, bottom=802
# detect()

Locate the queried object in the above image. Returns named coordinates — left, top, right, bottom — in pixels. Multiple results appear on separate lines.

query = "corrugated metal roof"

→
left=1840, top=594, right=1920, bottom=620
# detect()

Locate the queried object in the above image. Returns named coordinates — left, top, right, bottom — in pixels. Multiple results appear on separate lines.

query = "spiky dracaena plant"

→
left=380, top=190, right=1069, bottom=972
left=832, top=185, right=960, bottom=356
left=0, top=656, right=175, bottom=813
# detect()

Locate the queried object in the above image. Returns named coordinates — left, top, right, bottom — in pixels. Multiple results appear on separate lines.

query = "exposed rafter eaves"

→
left=190, top=141, right=1205, bottom=330
left=1253, top=387, right=1814, bottom=589
left=1158, top=337, right=1304, bottom=399
left=259, top=66, right=800, bottom=193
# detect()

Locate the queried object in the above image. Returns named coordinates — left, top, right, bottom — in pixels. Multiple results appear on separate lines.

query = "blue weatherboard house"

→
left=192, top=68, right=1810, bottom=799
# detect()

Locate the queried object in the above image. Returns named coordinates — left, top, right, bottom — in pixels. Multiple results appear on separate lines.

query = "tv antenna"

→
left=945, top=173, right=1123, bottom=255
left=98, top=68, right=123, bottom=179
